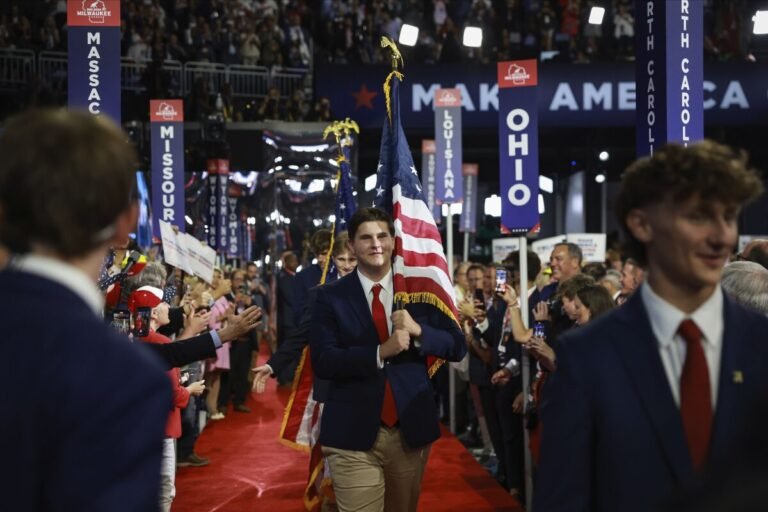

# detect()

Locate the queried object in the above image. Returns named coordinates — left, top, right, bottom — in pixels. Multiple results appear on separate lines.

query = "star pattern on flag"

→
left=376, top=186, right=385, bottom=196
left=411, top=165, right=418, bottom=175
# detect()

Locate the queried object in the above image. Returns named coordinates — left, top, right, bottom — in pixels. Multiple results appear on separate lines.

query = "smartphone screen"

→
left=495, top=268, right=507, bottom=294
left=474, top=288, right=485, bottom=304
left=133, top=307, right=151, bottom=338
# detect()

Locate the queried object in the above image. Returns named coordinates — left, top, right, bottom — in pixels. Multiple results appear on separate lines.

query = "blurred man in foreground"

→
left=0, top=109, right=171, bottom=510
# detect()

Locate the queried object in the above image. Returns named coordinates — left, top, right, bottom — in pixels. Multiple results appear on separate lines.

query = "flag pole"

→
left=446, top=208, right=456, bottom=434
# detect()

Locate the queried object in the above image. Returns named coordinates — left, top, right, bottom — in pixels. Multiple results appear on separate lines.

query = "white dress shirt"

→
left=357, top=268, right=394, bottom=368
left=640, top=283, right=724, bottom=409
left=12, top=254, right=104, bottom=315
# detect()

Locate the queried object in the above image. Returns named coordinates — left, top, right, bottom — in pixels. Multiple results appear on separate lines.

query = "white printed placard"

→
left=492, top=237, right=520, bottom=264
left=159, top=220, right=216, bottom=283
left=531, top=235, right=566, bottom=265
left=565, top=233, right=606, bottom=263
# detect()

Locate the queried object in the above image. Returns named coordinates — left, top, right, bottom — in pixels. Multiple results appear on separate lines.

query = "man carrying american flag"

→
left=307, top=39, right=466, bottom=512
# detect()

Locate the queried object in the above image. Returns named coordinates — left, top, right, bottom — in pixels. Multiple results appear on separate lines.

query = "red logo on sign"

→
left=422, top=139, right=436, bottom=153
left=434, top=88, right=462, bottom=107
left=498, top=60, right=538, bottom=88
left=68, top=0, right=120, bottom=27
left=150, top=100, right=184, bottom=122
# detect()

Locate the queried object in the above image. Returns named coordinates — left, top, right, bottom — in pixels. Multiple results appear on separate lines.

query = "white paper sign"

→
left=492, top=237, right=520, bottom=263
left=183, top=233, right=217, bottom=284
left=159, top=221, right=193, bottom=274
left=566, top=233, right=606, bottom=263
left=738, top=235, right=768, bottom=253
left=159, top=220, right=216, bottom=283
left=531, top=235, right=566, bottom=265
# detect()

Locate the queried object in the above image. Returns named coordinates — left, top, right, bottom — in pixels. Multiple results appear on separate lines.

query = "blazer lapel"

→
left=342, top=273, right=378, bottom=339
left=709, top=296, right=745, bottom=464
left=612, top=293, right=694, bottom=483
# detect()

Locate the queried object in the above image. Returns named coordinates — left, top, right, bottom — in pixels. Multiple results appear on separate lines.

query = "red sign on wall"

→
left=67, top=0, right=121, bottom=27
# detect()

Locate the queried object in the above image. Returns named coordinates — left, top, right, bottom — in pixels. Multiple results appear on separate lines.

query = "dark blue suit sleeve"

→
left=534, top=337, right=594, bottom=512
left=413, top=304, right=467, bottom=362
left=310, top=286, right=379, bottom=379
left=269, top=287, right=317, bottom=375
left=143, top=333, right=217, bottom=369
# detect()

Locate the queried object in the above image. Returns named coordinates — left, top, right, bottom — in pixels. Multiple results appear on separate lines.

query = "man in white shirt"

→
left=0, top=109, right=172, bottom=510
left=535, top=140, right=768, bottom=512
left=309, top=207, right=466, bottom=512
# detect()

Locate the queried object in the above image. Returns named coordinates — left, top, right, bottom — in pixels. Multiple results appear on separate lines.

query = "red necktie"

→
left=678, top=319, right=713, bottom=471
left=372, top=284, right=398, bottom=427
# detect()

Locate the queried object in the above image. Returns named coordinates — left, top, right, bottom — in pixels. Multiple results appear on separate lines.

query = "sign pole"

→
left=518, top=236, right=533, bottom=512
left=446, top=209, right=456, bottom=434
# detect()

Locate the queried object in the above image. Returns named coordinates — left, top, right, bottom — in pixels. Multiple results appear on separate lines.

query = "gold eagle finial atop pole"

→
left=323, top=121, right=343, bottom=145
left=380, top=36, right=404, bottom=70
left=380, top=37, right=404, bottom=126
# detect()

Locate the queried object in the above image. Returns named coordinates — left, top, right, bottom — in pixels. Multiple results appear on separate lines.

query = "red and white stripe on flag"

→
left=392, top=184, right=459, bottom=322
left=279, top=347, right=320, bottom=452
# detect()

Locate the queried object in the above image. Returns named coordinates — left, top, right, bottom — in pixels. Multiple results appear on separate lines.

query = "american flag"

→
left=278, top=127, right=357, bottom=510
left=373, top=71, right=459, bottom=361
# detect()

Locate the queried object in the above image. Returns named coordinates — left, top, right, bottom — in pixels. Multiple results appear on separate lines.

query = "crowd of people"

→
left=3, top=100, right=768, bottom=512
left=0, top=0, right=759, bottom=65
left=0, top=1, right=762, bottom=122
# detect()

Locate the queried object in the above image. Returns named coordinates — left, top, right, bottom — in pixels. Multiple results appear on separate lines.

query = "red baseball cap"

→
left=129, top=286, right=164, bottom=312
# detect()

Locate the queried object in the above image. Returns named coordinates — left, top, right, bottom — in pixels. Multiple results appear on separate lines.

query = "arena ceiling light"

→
left=588, top=6, right=605, bottom=25
left=595, top=173, right=606, bottom=183
left=307, top=179, right=325, bottom=193
left=462, top=26, right=483, bottom=47
left=484, top=195, right=501, bottom=217
left=399, top=24, right=419, bottom=46
left=599, top=150, right=610, bottom=161
left=539, top=175, right=554, bottom=194
left=753, top=10, right=768, bottom=34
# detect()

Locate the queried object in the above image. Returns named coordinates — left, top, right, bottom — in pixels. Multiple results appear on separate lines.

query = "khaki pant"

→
left=322, top=427, right=431, bottom=512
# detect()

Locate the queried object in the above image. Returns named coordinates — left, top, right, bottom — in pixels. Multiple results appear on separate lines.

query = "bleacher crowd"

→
left=0, top=0, right=762, bottom=122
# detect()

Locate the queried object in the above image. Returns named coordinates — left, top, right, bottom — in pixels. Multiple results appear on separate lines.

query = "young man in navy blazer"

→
left=310, top=207, right=466, bottom=512
left=535, top=141, right=768, bottom=512
left=0, top=110, right=173, bottom=511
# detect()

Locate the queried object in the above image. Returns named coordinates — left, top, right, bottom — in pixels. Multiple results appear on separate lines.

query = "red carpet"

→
left=175, top=354, right=523, bottom=512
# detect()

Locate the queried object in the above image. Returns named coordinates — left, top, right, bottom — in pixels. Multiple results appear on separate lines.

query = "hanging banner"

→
left=434, top=88, right=463, bottom=204
left=421, top=139, right=441, bottom=222
left=498, top=60, right=539, bottom=234
left=206, top=159, right=229, bottom=251
left=459, top=163, right=478, bottom=233
left=150, top=100, right=185, bottom=236
left=67, top=0, right=121, bottom=122
left=226, top=196, right=240, bottom=259
left=635, top=0, right=703, bottom=156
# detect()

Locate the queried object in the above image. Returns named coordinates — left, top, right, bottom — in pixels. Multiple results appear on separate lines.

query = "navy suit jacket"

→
left=268, top=285, right=329, bottom=401
left=293, top=263, right=322, bottom=326
left=0, top=270, right=171, bottom=511
left=535, top=290, right=768, bottom=512
left=310, top=272, right=467, bottom=451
